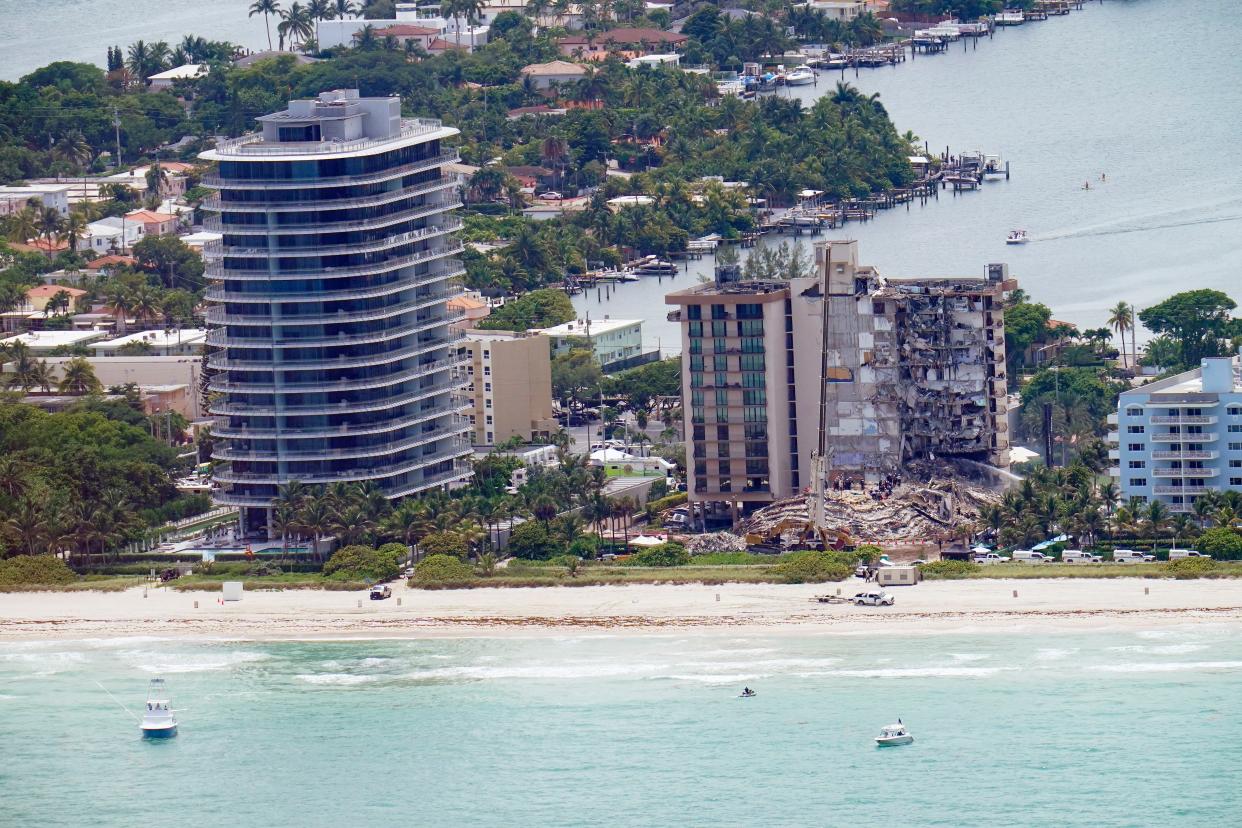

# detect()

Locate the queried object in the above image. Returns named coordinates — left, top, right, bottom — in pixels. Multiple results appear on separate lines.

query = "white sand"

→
left=2, top=578, right=1242, bottom=640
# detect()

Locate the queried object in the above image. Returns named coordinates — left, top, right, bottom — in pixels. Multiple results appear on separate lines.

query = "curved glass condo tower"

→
left=201, top=90, right=471, bottom=533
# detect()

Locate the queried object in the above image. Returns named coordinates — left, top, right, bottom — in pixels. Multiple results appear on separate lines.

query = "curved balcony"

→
left=202, top=152, right=458, bottom=189
left=205, top=263, right=464, bottom=304
left=210, top=377, right=462, bottom=417
left=1152, top=450, right=1218, bottom=460
left=1152, top=468, right=1219, bottom=478
left=214, top=219, right=462, bottom=260
left=210, top=356, right=465, bottom=393
left=212, top=399, right=470, bottom=439
left=215, top=441, right=473, bottom=486
left=203, top=177, right=459, bottom=214
left=206, top=286, right=462, bottom=327
left=206, top=189, right=459, bottom=235
left=206, top=242, right=463, bottom=281
left=207, top=311, right=464, bottom=350
left=386, top=461, right=474, bottom=498
left=213, top=424, right=466, bottom=462
left=208, top=335, right=459, bottom=372
left=1150, top=415, right=1218, bottom=425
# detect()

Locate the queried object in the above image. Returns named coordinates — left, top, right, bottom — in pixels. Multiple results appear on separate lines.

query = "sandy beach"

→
left=3, top=578, right=1242, bottom=640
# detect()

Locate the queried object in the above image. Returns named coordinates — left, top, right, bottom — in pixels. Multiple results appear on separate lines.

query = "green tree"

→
left=1138, top=290, right=1238, bottom=369
left=250, top=0, right=283, bottom=50
left=506, top=520, right=561, bottom=560
left=418, top=530, right=469, bottom=560
left=477, top=288, right=574, bottom=331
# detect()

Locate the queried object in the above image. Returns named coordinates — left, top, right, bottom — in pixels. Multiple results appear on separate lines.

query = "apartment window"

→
left=711, top=304, right=728, bottom=320
left=711, top=320, right=727, bottom=337
left=687, top=305, right=702, bottom=320
left=1232, top=478, right=1242, bottom=486
left=714, top=338, right=727, bottom=355
left=743, top=389, right=766, bottom=405
left=688, top=321, right=703, bottom=338
left=745, top=460, right=769, bottom=476
left=1230, top=442, right=1242, bottom=451
left=1128, top=460, right=1145, bottom=469
left=715, top=389, right=729, bottom=406
left=738, top=319, right=763, bottom=336
left=718, top=460, right=730, bottom=476
left=485, top=415, right=493, bottom=425
left=1132, top=496, right=1147, bottom=504
left=741, top=337, right=765, bottom=354
left=717, top=442, right=730, bottom=458
left=1228, top=406, right=1242, bottom=416
left=1129, top=478, right=1147, bottom=487
left=1127, top=425, right=1145, bottom=434
left=690, top=372, right=704, bottom=388
left=715, top=372, right=728, bottom=388
left=740, top=354, right=765, bottom=371
left=872, top=301, right=886, bottom=315
left=689, top=339, right=702, bottom=355
left=745, top=441, right=768, bottom=458
left=693, top=426, right=706, bottom=441
left=744, top=424, right=767, bottom=440
left=691, top=406, right=705, bottom=424
left=1126, top=406, right=1143, bottom=416
left=742, top=372, right=765, bottom=388
left=483, top=366, right=490, bottom=376
left=744, top=406, right=767, bottom=423
left=716, top=408, right=729, bottom=423
left=485, top=399, right=492, bottom=408
left=484, top=382, right=491, bottom=391
left=691, top=390, right=704, bottom=407
left=1230, top=425, right=1242, bottom=433
left=737, top=303, right=763, bottom=319
left=486, top=431, right=493, bottom=442
left=1128, top=443, right=1144, bottom=452
left=690, top=355, right=704, bottom=372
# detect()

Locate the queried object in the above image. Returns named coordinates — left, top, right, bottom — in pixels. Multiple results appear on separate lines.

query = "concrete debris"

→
left=687, top=532, right=748, bottom=555
left=741, top=458, right=1007, bottom=545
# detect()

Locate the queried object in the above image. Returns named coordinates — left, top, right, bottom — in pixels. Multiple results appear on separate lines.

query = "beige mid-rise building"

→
left=666, top=240, right=1012, bottom=516
left=460, top=329, right=558, bottom=445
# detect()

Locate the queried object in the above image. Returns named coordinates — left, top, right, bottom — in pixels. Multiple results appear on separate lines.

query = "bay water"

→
left=3, top=626, right=1241, bottom=826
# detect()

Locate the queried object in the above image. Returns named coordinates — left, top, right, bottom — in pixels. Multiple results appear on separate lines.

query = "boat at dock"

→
left=1006, top=229, right=1029, bottom=244
left=141, top=678, right=178, bottom=739
left=982, top=154, right=1008, bottom=181
left=630, top=256, right=677, bottom=276
left=995, top=10, right=1025, bottom=25
left=784, top=66, right=815, bottom=86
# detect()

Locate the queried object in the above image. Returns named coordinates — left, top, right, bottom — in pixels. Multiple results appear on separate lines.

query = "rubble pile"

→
left=741, top=459, right=1007, bottom=545
left=687, top=532, right=748, bottom=555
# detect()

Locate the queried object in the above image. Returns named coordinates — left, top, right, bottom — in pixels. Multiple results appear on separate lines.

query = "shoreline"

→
left=4, top=578, right=1241, bottom=642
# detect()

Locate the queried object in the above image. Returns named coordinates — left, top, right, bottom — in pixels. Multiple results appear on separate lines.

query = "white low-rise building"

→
left=3, top=329, right=108, bottom=354
left=0, top=183, right=73, bottom=216
left=85, top=216, right=144, bottom=253
left=93, top=328, right=207, bottom=357
left=533, top=316, right=645, bottom=369
left=147, top=63, right=207, bottom=91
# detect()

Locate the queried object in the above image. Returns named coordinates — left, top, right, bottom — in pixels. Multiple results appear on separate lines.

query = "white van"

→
left=1113, top=549, right=1156, bottom=564
left=1062, top=549, right=1103, bottom=564
left=1168, top=549, right=1212, bottom=561
left=1012, top=550, right=1055, bottom=564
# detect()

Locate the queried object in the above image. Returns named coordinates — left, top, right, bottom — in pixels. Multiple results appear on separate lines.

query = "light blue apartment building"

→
left=1111, top=351, right=1242, bottom=512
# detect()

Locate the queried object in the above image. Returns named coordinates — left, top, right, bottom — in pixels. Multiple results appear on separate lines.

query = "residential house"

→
left=520, top=60, right=590, bottom=91
left=0, top=184, right=73, bottom=216
left=93, top=328, right=208, bottom=357
left=374, top=23, right=440, bottom=49
left=147, top=64, right=207, bottom=91
left=448, top=294, right=492, bottom=326
left=24, top=285, right=87, bottom=314
left=85, top=217, right=143, bottom=253
left=503, top=165, right=556, bottom=192
left=2, top=329, right=108, bottom=355
left=557, top=28, right=689, bottom=61
left=125, top=209, right=179, bottom=236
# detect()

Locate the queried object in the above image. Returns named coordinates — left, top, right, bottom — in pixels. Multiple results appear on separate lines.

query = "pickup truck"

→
left=369, top=584, right=392, bottom=600
left=853, top=590, right=895, bottom=606
left=972, top=553, right=1012, bottom=565
left=1168, top=549, right=1212, bottom=561
left=1062, top=550, right=1103, bottom=564
left=1112, top=549, right=1156, bottom=564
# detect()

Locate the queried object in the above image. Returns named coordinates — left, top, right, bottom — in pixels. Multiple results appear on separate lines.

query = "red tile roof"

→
left=86, top=254, right=135, bottom=270
left=26, top=285, right=87, bottom=298
left=376, top=24, right=439, bottom=36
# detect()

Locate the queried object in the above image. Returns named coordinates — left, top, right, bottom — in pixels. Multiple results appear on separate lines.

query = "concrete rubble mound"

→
left=740, top=459, right=1007, bottom=545
left=687, top=532, right=748, bottom=555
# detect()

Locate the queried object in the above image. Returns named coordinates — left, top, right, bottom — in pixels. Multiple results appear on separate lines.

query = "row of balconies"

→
left=206, top=310, right=463, bottom=349
left=210, top=375, right=462, bottom=417
left=211, top=355, right=465, bottom=394
left=205, top=262, right=464, bottom=304
left=203, top=181, right=458, bottom=235
left=214, top=424, right=465, bottom=462
left=1150, top=432, right=1218, bottom=443
left=202, top=151, right=457, bottom=189
left=215, top=218, right=463, bottom=259
left=213, top=457, right=473, bottom=508
left=206, top=284, right=461, bottom=327
left=1152, top=450, right=1218, bottom=460
left=203, top=175, right=457, bottom=214
left=213, top=437, right=473, bottom=485
left=207, top=335, right=459, bottom=371
left=1149, top=415, right=1217, bottom=425
left=206, top=239, right=463, bottom=281
left=1151, top=468, right=1219, bottom=478
left=212, top=398, right=470, bottom=439
left=1153, top=485, right=1216, bottom=495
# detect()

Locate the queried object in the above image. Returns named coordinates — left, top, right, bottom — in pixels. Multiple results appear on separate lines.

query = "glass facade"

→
left=203, top=107, right=470, bottom=529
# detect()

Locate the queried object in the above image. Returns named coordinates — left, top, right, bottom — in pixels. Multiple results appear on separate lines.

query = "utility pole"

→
left=113, top=107, right=122, bottom=170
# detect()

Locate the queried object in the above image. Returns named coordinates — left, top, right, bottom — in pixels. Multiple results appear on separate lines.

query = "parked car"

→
left=369, top=585, right=392, bottom=600
left=1062, top=550, right=1103, bottom=564
left=1113, top=549, right=1156, bottom=564
left=853, top=590, right=895, bottom=606
left=972, top=552, right=1012, bottom=565
left=538, top=191, right=563, bottom=200
left=1168, top=549, right=1211, bottom=560
left=1012, top=550, right=1056, bottom=564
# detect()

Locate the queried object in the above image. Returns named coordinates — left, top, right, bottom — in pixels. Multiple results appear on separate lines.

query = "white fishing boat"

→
left=1006, top=229, right=1029, bottom=245
left=995, top=10, right=1025, bottom=25
left=784, top=66, right=815, bottom=86
left=982, top=154, right=1007, bottom=180
left=141, top=678, right=178, bottom=739
left=875, top=721, right=913, bottom=747
left=631, top=255, right=677, bottom=276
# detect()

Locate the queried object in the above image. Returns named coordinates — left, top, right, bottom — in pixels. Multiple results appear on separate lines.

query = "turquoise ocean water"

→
left=3, top=627, right=1242, bottom=826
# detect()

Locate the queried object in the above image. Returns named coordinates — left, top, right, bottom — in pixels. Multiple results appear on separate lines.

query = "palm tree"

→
left=1107, top=301, right=1134, bottom=370
left=250, top=0, right=282, bottom=50
left=58, top=357, right=101, bottom=394
left=352, top=24, right=378, bottom=50
left=3, top=499, right=53, bottom=556
left=7, top=204, right=39, bottom=244
left=53, top=131, right=92, bottom=173
left=29, top=360, right=55, bottom=393
left=62, top=210, right=88, bottom=254
left=280, top=2, right=315, bottom=49
left=130, top=286, right=161, bottom=326
left=0, top=455, right=30, bottom=500
left=307, top=0, right=331, bottom=20
left=331, top=0, right=357, bottom=17
left=38, top=207, right=63, bottom=259
left=105, top=285, right=133, bottom=335
left=297, top=495, right=334, bottom=561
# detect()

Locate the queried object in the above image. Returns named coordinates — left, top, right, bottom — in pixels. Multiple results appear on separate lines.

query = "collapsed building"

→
left=666, top=240, right=1013, bottom=525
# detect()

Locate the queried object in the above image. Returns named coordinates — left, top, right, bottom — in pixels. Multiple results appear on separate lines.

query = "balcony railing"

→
left=1152, top=450, right=1218, bottom=460
left=1154, top=485, right=1214, bottom=495
left=211, top=400, right=471, bottom=439
left=1151, top=468, right=1219, bottom=478
left=203, top=179, right=458, bottom=214
left=214, top=440, right=473, bottom=485
left=206, top=287, right=462, bottom=327
left=1150, top=432, right=1217, bottom=443
left=210, top=377, right=463, bottom=417
left=206, top=312, right=464, bottom=349
left=206, top=242, right=463, bottom=281
left=202, top=152, right=458, bottom=189
left=210, top=355, right=466, bottom=393
left=1150, top=416, right=1217, bottom=425
left=214, top=425, right=465, bottom=462
left=208, top=118, right=447, bottom=157
left=211, top=218, right=463, bottom=260
left=205, top=263, right=464, bottom=304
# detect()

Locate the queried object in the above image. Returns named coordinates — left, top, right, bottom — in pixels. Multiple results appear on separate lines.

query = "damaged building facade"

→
left=666, top=240, right=1012, bottom=519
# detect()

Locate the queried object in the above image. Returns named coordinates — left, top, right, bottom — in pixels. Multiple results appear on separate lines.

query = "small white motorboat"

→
left=141, top=677, right=178, bottom=739
left=1006, top=229, right=1029, bottom=245
left=995, top=10, right=1025, bottom=25
left=784, top=66, right=815, bottom=86
left=875, top=721, right=913, bottom=747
